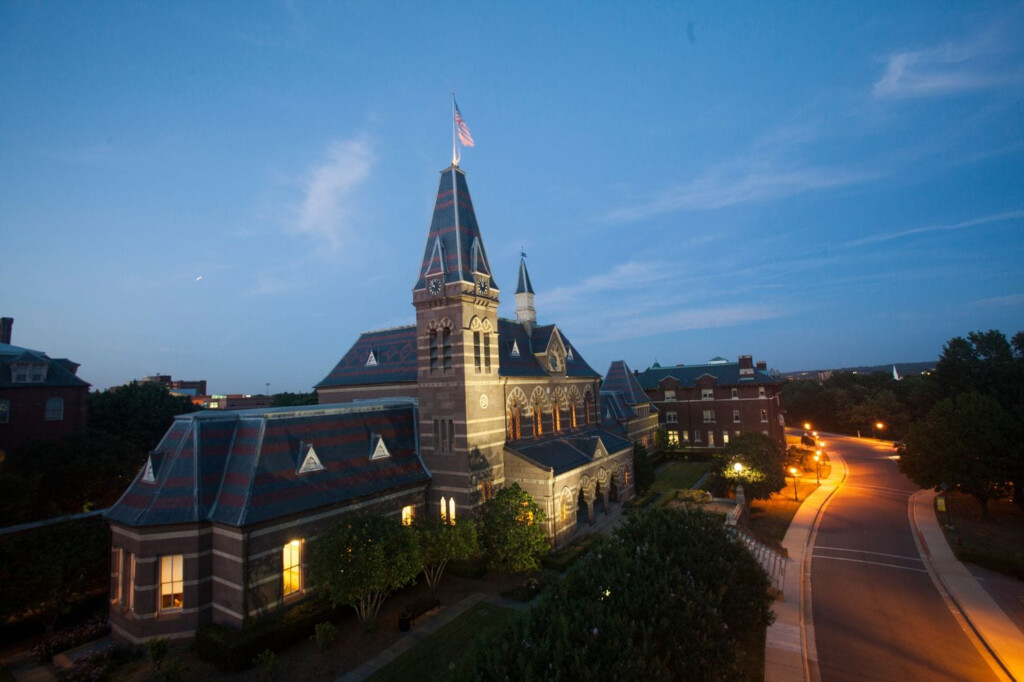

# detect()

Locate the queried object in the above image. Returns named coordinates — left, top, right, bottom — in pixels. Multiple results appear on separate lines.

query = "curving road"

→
left=809, top=434, right=1000, bottom=681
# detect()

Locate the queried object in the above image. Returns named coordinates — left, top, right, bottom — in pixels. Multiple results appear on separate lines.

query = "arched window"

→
left=552, top=404, right=561, bottom=431
left=448, top=498, right=456, bottom=525
left=440, top=497, right=447, bottom=523
left=533, top=406, right=543, bottom=436
left=509, top=406, right=521, bottom=440
left=429, top=331, right=439, bottom=371
left=442, top=328, right=452, bottom=370
left=570, top=402, right=577, bottom=429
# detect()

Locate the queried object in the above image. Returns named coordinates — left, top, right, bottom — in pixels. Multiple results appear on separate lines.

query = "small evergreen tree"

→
left=633, top=442, right=656, bottom=495
left=480, top=484, right=548, bottom=572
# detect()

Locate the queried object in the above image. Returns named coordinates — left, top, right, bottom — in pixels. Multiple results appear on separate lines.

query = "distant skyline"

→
left=2, top=2, right=1022, bottom=393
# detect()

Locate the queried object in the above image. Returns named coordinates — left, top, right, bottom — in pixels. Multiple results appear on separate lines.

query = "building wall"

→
left=650, top=378, right=785, bottom=449
left=108, top=486, right=428, bottom=644
left=0, top=384, right=88, bottom=452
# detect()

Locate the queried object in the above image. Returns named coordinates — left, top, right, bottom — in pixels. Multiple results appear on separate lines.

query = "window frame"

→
left=45, top=396, right=64, bottom=421
left=159, top=554, right=184, bottom=612
left=282, top=540, right=302, bottom=598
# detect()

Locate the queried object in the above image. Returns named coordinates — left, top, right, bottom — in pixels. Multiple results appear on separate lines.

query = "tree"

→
left=479, top=484, right=548, bottom=572
left=463, top=508, right=772, bottom=680
left=271, top=391, right=317, bottom=407
left=88, top=382, right=199, bottom=455
left=413, top=514, right=480, bottom=591
left=632, top=442, right=656, bottom=495
left=709, top=433, right=786, bottom=501
left=308, top=515, right=419, bottom=623
left=899, top=392, right=1013, bottom=518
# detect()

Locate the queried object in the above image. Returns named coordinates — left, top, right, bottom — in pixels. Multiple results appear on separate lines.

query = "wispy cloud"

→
left=566, top=302, right=788, bottom=345
left=540, top=260, right=676, bottom=310
left=292, top=136, right=374, bottom=252
left=605, top=149, right=875, bottom=223
left=843, top=210, right=1024, bottom=248
left=974, top=292, right=1024, bottom=308
left=873, top=29, right=1024, bottom=99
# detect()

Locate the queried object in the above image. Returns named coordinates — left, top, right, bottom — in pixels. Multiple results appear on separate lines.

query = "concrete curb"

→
left=764, top=450, right=848, bottom=682
left=909, top=490, right=1023, bottom=681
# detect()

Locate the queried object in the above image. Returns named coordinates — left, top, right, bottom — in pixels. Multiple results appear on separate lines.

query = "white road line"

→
left=812, top=554, right=928, bottom=573
left=814, top=546, right=923, bottom=562
left=844, top=483, right=915, bottom=495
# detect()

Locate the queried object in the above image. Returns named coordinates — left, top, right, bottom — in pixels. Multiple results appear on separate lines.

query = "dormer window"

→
left=510, top=340, right=520, bottom=358
left=11, top=362, right=47, bottom=383
left=366, top=350, right=378, bottom=367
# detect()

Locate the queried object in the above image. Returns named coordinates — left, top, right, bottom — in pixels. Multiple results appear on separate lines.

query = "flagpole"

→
left=451, top=91, right=458, bottom=166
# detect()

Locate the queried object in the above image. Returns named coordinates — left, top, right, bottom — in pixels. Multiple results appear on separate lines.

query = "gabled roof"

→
left=516, top=257, right=534, bottom=295
left=0, top=343, right=90, bottom=388
left=600, top=360, right=648, bottom=406
left=600, top=392, right=635, bottom=424
left=105, top=399, right=429, bottom=528
left=412, top=165, right=498, bottom=292
left=635, top=362, right=780, bottom=389
left=315, top=326, right=418, bottom=388
left=498, top=320, right=599, bottom=379
left=507, top=426, right=632, bottom=475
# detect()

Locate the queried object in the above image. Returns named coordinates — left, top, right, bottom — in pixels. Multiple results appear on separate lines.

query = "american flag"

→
left=454, top=99, right=475, bottom=147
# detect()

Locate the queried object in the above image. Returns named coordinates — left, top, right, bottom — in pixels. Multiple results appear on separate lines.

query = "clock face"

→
left=476, top=278, right=489, bottom=295
left=428, top=278, right=442, bottom=295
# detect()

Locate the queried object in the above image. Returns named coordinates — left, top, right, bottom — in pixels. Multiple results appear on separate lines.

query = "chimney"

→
left=739, top=354, right=754, bottom=376
left=756, top=360, right=767, bottom=371
left=0, top=317, right=12, bottom=345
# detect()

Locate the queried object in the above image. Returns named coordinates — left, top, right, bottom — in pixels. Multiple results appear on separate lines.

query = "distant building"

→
left=198, top=394, right=273, bottom=410
left=635, top=355, right=785, bottom=449
left=0, top=317, right=90, bottom=455
left=137, top=374, right=207, bottom=397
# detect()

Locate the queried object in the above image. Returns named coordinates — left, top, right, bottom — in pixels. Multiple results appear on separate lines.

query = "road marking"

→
left=844, top=482, right=915, bottom=495
left=814, top=546, right=923, bottom=562
left=811, top=554, right=928, bottom=573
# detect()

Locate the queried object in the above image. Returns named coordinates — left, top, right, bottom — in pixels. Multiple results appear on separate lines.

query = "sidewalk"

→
left=909, top=490, right=1023, bottom=680
left=764, top=451, right=847, bottom=682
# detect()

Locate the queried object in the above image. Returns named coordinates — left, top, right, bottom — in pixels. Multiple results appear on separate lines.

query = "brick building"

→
left=0, top=317, right=89, bottom=455
left=105, top=161, right=636, bottom=644
left=635, top=355, right=785, bottom=450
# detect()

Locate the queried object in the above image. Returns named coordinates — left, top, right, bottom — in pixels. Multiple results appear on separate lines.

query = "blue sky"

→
left=2, top=2, right=1022, bottom=393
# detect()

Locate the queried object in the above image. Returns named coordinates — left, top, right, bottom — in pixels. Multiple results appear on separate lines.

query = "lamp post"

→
left=813, top=451, right=821, bottom=484
left=803, top=422, right=811, bottom=431
left=873, top=421, right=884, bottom=439
left=789, top=467, right=800, bottom=501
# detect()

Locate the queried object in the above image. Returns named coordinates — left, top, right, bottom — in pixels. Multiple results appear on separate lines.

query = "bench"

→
left=398, top=596, right=440, bottom=631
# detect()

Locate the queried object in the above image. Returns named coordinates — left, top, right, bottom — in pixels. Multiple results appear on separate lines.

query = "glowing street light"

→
left=813, top=451, right=822, bottom=484
left=803, top=422, right=811, bottom=431
left=873, top=422, right=884, bottom=439
left=789, top=466, right=800, bottom=501
left=733, top=462, right=744, bottom=474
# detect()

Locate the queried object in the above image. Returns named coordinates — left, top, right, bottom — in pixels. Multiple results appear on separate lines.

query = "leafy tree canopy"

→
left=633, top=441, right=656, bottom=495
left=709, top=433, right=787, bottom=501
left=413, top=514, right=480, bottom=591
left=88, top=382, right=199, bottom=455
left=271, top=391, right=317, bottom=407
left=480, top=483, right=548, bottom=572
left=308, top=514, right=420, bottom=623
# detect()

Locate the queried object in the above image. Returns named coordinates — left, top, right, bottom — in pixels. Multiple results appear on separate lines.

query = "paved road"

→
left=810, top=435, right=999, bottom=681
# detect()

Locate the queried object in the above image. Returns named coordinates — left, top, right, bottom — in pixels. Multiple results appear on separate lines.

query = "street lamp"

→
left=803, top=422, right=811, bottom=431
left=733, top=462, right=744, bottom=475
left=873, top=421, right=884, bottom=439
left=813, top=451, right=821, bottom=484
left=789, top=466, right=800, bottom=501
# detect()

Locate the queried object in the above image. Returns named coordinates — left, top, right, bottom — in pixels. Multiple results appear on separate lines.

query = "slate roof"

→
left=318, top=319, right=599, bottom=388
left=635, top=362, right=780, bottom=389
left=412, top=165, right=498, bottom=292
left=600, top=392, right=636, bottom=424
left=516, top=257, right=534, bottom=294
left=0, top=343, right=89, bottom=388
left=507, top=426, right=633, bottom=475
left=316, top=326, right=418, bottom=388
left=600, top=360, right=649, bottom=406
left=104, top=399, right=429, bottom=528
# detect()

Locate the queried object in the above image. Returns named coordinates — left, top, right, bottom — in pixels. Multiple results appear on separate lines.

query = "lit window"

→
left=283, top=540, right=302, bottom=597
left=533, top=406, right=543, bottom=436
left=448, top=498, right=456, bottom=525
left=45, top=397, right=64, bottom=421
left=723, top=433, right=729, bottom=444
left=761, top=409, right=768, bottom=422
left=0, top=399, right=9, bottom=423
left=570, top=403, right=577, bottom=428
left=553, top=406, right=561, bottom=431
left=402, top=505, right=415, bottom=526
left=703, top=410, right=715, bottom=423
left=666, top=411, right=678, bottom=424
left=733, top=410, right=741, bottom=423
left=682, top=430, right=690, bottom=442
left=439, top=497, right=447, bottom=523
left=701, top=389, right=714, bottom=400
left=160, top=554, right=184, bottom=611
left=759, top=386, right=767, bottom=398
left=667, top=430, right=679, bottom=445
left=664, top=390, right=676, bottom=401
left=731, top=388, right=739, bottom=399
left=509, top=406, right=522, bottom=440
left=707, top=431, right=715, bottom=446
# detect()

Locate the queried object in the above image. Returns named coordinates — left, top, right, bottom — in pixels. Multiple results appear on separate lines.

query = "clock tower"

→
left=412, top=164, right=504, bottom=517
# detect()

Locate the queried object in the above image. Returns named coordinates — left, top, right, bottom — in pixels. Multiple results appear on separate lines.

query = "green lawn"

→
left=366, top=602, right=518, bottom=681
left=650, top=460, right=710, bottom=492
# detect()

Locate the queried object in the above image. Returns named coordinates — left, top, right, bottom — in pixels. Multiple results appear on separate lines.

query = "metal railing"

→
left=728, top=524, right=787, bottom=596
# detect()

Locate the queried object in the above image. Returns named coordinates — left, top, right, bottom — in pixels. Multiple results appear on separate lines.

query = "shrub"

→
left=312, top=621, right=338, bottom=651
left=32, top=618, right=109, bottom=663
left=253, top=649, right=278, bottom=682
left=147, top=637, right=169, bottom=671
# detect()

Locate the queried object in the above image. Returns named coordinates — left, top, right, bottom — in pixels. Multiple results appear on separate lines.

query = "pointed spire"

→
left=413, top=165, right=498, bottom=293
left=515, top=252, right=536, bottom=332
